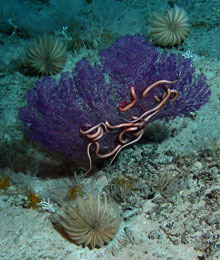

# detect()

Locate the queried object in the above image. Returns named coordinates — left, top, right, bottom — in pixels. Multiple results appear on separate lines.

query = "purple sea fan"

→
left=19, top=35, right=211, bottom=172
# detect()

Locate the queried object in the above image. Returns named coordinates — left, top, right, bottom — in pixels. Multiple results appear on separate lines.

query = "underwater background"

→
left=0, top=0, right=220, bottom=259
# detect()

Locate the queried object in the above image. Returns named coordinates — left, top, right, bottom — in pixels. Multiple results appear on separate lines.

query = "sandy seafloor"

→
left=1, top=2, right=220, bottom=260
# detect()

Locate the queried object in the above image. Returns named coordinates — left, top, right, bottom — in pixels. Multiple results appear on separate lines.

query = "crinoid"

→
left=57, top=194, right=121, bottom=249
left=26, top=34, right=67, bottom=75
left=150, top=5, right=190, bottom=47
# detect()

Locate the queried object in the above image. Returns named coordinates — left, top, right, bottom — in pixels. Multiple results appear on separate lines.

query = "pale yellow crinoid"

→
left=150, top=5, right=190, bottom=47
left=26, top=34, right=67, bottom=75
left=58, top=194, right=121, bottom=249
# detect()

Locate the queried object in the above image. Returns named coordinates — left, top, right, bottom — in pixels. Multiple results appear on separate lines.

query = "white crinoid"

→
left=58, top=194, right=121, bottom=249
left=26, top=34, right=67, bottom=75
left=150, top=5, right=190, bottom=47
